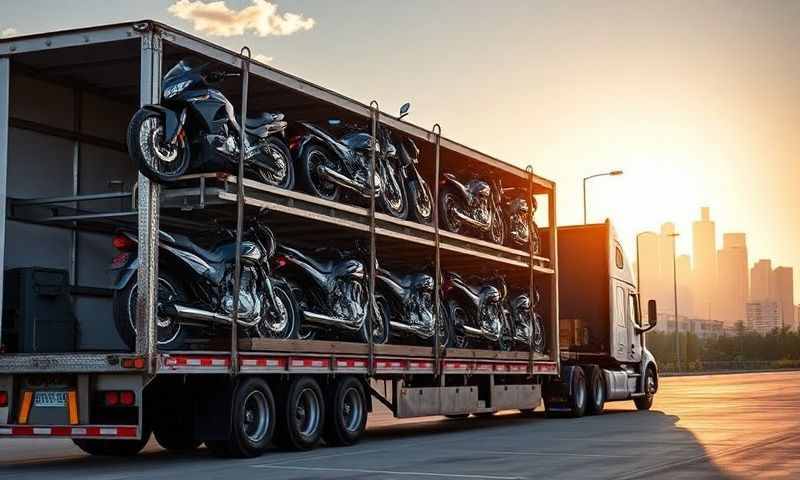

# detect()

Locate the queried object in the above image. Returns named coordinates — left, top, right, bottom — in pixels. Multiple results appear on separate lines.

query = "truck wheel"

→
left=275, top=376, right=325, bottom=450
left=209, top=377, right=276, bottom=458
left=568, top=367, right=588, bottom=417
left=323, top=376, right=367, bottom=446
left=73, top=428, right=151, bottom=456
left=634, top=367, right=657, bottom=411
left=584, top=365, right=606, bottom=415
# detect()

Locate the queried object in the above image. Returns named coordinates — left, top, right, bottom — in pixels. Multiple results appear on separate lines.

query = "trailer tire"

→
left=567, top=366, right=588, bottom=418
left=323, top=376, right=367, bottom=446
left=275, top=376, right=325, bottom=450
left=635, top=366, right=657, bottom=411
left=208, top=377, right=276, bottom=458
left=73, top=428, right=151, bottom=457
left=584, top=365, right=606, bottom=415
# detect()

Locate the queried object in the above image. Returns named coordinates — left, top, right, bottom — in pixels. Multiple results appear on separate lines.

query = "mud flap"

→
left=543, top=365, right=579, bottom=410
left=192, top=376, right=236, bottom=441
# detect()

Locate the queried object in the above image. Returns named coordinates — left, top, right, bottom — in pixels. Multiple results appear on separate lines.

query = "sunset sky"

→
left=3, top=0, right=799, bottom=298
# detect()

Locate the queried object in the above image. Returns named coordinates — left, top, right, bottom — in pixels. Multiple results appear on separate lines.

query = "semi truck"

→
left=0, top=21, right=658, bottom=458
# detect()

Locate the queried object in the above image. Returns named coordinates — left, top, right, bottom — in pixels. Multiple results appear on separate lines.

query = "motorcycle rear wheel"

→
left=254, top=137, right=295, bottom=190
left=254, top=280, right=299, bottom=340
left=113, top=271, right=187, bottom=351
left=446, top=300, right=469, bottom=349
left=439, top=185, right=464, bottom=234
left=128, top=109, right=191, bottom=183
left=378, top=161, right=409, bottom=219
left=299, top=145, right=341, bottom=201
left=489, top=206, right=505, bottom=245
left=361, top=296, right=390, bottom=344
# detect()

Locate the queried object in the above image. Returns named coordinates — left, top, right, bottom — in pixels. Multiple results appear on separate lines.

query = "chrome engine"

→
left=221, top=266, right=263, bottom=321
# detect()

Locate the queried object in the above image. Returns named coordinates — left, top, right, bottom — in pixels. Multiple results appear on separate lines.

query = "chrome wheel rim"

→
left=139, top=117, right=183, bottom=175
left=258, top=143, right=289, bottom=186
left=257, top=288, right=291, bottom=338
left=382, top=166, right=404, bottom=213
left=341, top=387, right=364, bottom=433
left=295, top=387, right=321, bottom=437
left=308, top=150, right=338, bottom=198
left=443, top=193, right=461, bottom=231
left=416, top=184, right=433, bottom=220
left=242, top=390, right=270, bottom=443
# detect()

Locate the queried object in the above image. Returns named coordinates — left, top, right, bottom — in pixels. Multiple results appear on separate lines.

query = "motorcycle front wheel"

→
left=378, top=161, right=408, bottom=219
left=113, top=271, right=187, bottom=351
left=254, top=137, right=295, bottom=190
left=489, top=206, right=505, bottom=245
left=445, top=300, right=469, bottom=349
left=439, top=185, right=464, bottom=234
left=254, top=280, right=298, bottom=339
left=128, top=109, right=191, bottom=183
left=407, top=180, right=434, bottom=226
left=361, top=296, right=390, bottom=345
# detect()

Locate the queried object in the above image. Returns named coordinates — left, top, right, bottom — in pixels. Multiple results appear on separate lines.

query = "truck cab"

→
left=545, top=220, right=659, bottom=416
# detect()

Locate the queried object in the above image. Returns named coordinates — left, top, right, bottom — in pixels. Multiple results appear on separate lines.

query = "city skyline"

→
left=638, top=207, right=796, bottom=330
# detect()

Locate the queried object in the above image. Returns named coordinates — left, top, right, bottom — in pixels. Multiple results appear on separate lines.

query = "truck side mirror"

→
left=647, top=300, right=658, bottom=329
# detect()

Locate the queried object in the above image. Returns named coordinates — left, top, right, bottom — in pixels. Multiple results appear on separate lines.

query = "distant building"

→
left=795, top=305, right=800, bottom=331
left=653, top=313, right=724, bottom=339
left=772, top=267, right=794, bottom=329
left=750, top=259, right=773, bottom=302
left=692, top=207, right=716, bottom=319
left=658, top=222, right=678, bottom=313
left=716, top=233, right=748, bottom=324
left=746, top=301, right=782, bottom=335
left=636, top=231, right=660, bottom=320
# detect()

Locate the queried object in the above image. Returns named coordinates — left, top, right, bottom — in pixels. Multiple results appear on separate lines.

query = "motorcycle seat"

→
left=279, top=245, right=337, bottom=273
left=446, top=271, right=483, bottom=296
left=378, top=268, right=415, bottom=288
left=246, top=112, right=284, bottom=129
left=159, top=231, right=232, bottom=264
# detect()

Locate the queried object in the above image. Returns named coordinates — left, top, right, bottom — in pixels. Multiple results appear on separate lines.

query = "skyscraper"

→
left=637, top=231, right=660, bottom=316
left=716, top=233, right=748, bottom=324
left=750, top=259, right=773, bottom=301
left=692, top=207, right=716, bottom=318
left=772, top=267, right=794, bottom=329
left=658, top=222, right=678, bottom=313
left=676, top=254, right=693, bottom=316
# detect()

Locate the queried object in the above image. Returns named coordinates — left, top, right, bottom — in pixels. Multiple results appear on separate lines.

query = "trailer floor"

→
left=1, top=371, right=799, bottom=479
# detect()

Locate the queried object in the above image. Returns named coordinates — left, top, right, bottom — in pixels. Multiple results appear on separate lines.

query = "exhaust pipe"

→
left=317, top=165, right=381, bottom=198
left=303, top=310, right=362, bottom=331
left=452, top=208, right=492, bottom=232
left=462, top=324, right=500, bottom=341
left=171, top=304, right=259, bottom=328
left=390, top=321, right=434, bottom=339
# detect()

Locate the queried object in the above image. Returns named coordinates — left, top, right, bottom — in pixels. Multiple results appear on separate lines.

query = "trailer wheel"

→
left=584, top=365, right=606, bottom=415
left=208, top=377, right=276, bottom=458
left=567, top=367, right=588, bottom=418
left=634, top=366, right=657, bottom=411
left=323, top=376, right=367, bottom=446
left=73, top=428, right=151, bottom=456
left=275, top=376, right=325, bottom=450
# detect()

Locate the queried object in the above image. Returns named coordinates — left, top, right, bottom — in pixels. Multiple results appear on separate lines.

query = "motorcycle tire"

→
left=299, top=144, right=341, bottom=202
left=434, top=300, right=451, bottom=348
left=407, top=180, right=434, bottom=226
left=254, top=137, right=295, bottom=190
left=361, top=296, right=390, bottom=345
left=489, top=205, right=505, bottom=246
left=254, top=280, right=299, bottom=340
left=445, top=299, right=469, bottom=349
left=113, top=271, right=188, bottom=351
left=128, top=109, right=191, bottom=183
left=378, top=161, right=409, bottom=219
left=439, top=184, right=464, bottom=234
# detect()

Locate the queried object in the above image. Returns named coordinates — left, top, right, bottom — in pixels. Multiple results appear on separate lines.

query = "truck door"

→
left=613, top=285, right=628, bottom=361
left=626, top=290, right=642, bottom=362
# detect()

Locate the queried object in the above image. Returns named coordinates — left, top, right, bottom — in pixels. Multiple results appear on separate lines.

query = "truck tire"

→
left=323, top=376, right=367, bottom=446
left=275, top=376, right=325, bottom=450
left=208, top=377, right=276, bottom=458
left=584, top=365, right=606, bottom=415
left=634, top=367, right=657, bottom=411
left=568, top=367, right=588, bottom=417
left=73, top=428, right=151, bottom=456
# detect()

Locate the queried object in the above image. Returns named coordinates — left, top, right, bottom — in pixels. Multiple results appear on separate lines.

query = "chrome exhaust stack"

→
left=171, top=304, right=260, bottom=328
left=317, top=165, right=382, bottom=198
left=462, top=324, right=500, bottom=341
left=303, top=310, right=363, bottom=331
left=452, top=208, right=492, bottom=232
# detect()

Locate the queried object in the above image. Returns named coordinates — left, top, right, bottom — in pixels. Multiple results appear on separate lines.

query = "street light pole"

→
left=582, top=170, right=623, bottom=224
left=669, top=232, right=680, bottom=372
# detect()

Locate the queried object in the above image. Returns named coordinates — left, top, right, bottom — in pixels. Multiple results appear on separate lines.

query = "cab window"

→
left=628, top=293, right=641, bottom=326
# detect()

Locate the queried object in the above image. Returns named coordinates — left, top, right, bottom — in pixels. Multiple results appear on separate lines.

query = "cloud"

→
left=0, top=27, right=17, bottom=38
left=168, top=0, right=315, bottom=37
left=253, top=53, right=273, bottom=64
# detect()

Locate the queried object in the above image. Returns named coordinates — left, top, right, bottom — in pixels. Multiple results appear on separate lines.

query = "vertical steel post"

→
left=136, top=30, right=162, bottom=374
left=70, top=90, right=82, bottom=286
left=526, top=165, right=535, bottom=375
left=549, top=184, right=560, bottom=371
left=231, top=47, right=252, bottom=376
left=431, top=124, right=442, bottom=378
left=368, top=101, right=379, bottom=377
left=0, top=58, right=10, bottom=333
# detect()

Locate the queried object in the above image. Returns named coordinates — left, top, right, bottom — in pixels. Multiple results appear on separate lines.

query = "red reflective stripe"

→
left=0, top=425, right=137, bottom=437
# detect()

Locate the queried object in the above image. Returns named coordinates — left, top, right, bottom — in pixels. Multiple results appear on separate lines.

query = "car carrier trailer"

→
left=0, top=21, right=656, bottom=457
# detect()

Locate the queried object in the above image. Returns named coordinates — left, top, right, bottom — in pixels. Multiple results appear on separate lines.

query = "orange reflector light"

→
left=18, top=391, right=32, bottom=424
left=67, top=391, right=78, bottom=425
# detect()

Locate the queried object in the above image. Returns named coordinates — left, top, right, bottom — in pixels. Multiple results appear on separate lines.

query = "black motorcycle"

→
left=498, top=181, right=541, bottom=254
left=442, top=272, right=507, bottom=350
left=439, top=173, right=505, bottom=245
left=271, top=244, right=389, bottom=344
left=128, top=58, right=294, bottom=188
left=396, top=133, right=434, bottom=225
left=494, top=277, right=545, bottom=353
left=290, top=120, right=383, bottom=203
left=110, top=222, right=297, bottom=350
left=375, top=266, right=448, bottom=346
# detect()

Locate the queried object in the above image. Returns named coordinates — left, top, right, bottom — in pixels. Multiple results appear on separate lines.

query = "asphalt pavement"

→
left=1, top=370, right=799, bottom=479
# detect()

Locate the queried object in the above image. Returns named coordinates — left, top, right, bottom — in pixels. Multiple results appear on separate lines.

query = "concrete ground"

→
left=1, top=370, right=799, bottom=479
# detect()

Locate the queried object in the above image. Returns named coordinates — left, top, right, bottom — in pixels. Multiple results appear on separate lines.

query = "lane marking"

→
left=252, top=465, right=525, bottom=479
left=476, top=450, right=635, bottom=458
left=256, top=448, right=387, bottom=466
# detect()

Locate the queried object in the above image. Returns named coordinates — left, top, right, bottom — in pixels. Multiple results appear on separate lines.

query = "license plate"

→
left=33, top=391, right=67, bottom=408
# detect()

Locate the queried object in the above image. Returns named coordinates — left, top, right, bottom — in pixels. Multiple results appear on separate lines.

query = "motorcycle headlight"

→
left=164, top=80, right=192, bottom=99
